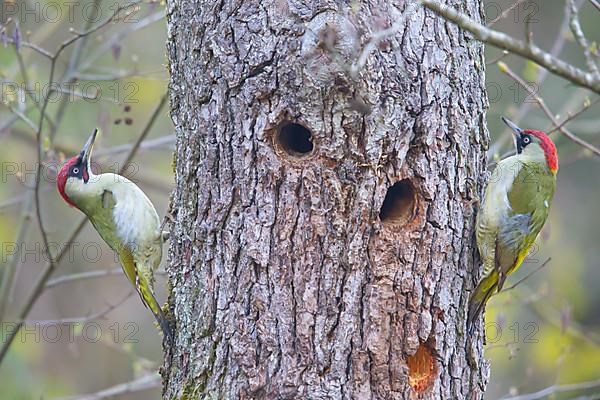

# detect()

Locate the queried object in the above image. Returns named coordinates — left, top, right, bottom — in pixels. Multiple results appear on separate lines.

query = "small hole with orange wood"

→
left=407, top=343, right=437, bottom=394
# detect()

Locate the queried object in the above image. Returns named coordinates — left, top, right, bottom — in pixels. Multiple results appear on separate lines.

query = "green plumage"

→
left=468, top=139, right=556, bottom=333
left=61, top=130, right=172, bottom=342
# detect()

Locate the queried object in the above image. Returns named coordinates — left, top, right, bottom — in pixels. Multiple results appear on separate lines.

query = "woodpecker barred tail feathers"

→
left=468, top=117, right=558, bottom=334
left=57, top=129, right=173, bottom=342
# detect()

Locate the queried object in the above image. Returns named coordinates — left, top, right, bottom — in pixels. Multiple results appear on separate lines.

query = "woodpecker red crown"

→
left=57, top=156, right=79, bottom=208
left=524, top=129, right=558, bottom=173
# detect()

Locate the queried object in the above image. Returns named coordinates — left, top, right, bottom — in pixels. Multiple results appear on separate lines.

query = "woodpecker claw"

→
left=160, top=212, right=175, bottom=242
left=468, top=197, right=480, bottom=207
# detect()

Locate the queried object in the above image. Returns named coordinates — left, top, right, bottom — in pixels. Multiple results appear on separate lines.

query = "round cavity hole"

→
left=379, top=179, right=416, bottom=225
left=407, top=343, right=437, bottom=394
left=276, top=122, right=314, bottom=156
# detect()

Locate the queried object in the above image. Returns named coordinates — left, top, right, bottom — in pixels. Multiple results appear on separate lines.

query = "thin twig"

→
left=0, top=194, right=34, bottom=321
left=568, top=0, right=600, bottom=76
left=57, top=373, right=161, bottom=400
left=14, top=47, right=56, bottom=132
left=524, top=1, right=534, bottom=48
left=421, top=0, right=600, bottom=93
left=499, top=258, right=551, bottom=293
left=73, top=68, right=167, bottom=82
left=501, top=377, right=600, bottom=400
left=486, top=50, right=509, bottom=66
left=547, top=96, right=600, bottom=135
left=6, top=127, right=174, bottom=161
left=25, top=291, right=134, bottom=325
left=514, top=285, right=600, bottom=347
left=45, top=268, right=167, bottom=289
left=49, top=0, right=103, bottom=142
left=94, top=134, right=175, bottom=157
left=500, top=62, right=600, bottom=156
left=77, top=10, right=166, bottom=74
left=45, top=268, right=124, bottom=289
left=2, top=103, right=38, bottom=131
left=488, top=0, right=528, bottom=26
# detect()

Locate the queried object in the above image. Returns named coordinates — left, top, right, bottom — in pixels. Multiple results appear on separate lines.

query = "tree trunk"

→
left=163, top=0, right=490, bottom=398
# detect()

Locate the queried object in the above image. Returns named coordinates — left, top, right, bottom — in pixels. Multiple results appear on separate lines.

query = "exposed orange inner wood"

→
left=407, top=343, right=436, bottom=393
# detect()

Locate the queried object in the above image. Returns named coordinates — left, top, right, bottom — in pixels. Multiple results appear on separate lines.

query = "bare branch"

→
left=94, top=134, right=175, bottom=157
left=568, top=0, right=599, bottom=76
left=421, top=0, right=600, bottom=94
left=0, top=218, right=88, bottom=365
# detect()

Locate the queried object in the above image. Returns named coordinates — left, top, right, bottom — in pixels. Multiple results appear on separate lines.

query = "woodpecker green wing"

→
left=496, top=163, right=555, bottom=286
left=83, top=189, right=125, bottom=254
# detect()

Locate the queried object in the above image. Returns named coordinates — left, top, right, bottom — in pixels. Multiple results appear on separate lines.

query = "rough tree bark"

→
left=164, top=0, right=490, bottom=398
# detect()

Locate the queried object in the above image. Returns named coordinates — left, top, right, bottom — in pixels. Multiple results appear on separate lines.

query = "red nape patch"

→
left=57, top=157, right=78, bottom=208
left=525, top=129, right=559, bottom=173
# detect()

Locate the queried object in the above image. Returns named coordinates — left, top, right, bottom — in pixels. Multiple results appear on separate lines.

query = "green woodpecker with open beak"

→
left=57, top=129, right=172, bottom=341
left=468, top=117, right=558, bottom=333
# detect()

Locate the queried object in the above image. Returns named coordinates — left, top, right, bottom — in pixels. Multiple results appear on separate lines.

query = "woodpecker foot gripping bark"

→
left=160, top=212, right=175, bottom=242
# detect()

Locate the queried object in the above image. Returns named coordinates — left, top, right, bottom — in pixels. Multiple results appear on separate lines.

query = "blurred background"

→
left=0, top=0, right=598, bottom=399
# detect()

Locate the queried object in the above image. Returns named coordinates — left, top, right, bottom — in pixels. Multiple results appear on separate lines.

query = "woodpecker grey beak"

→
left=502, top=116, right=522, bottom=136
left=80, top=128, right=98, bottom=168
left=502, top=116, right=523, bottom=152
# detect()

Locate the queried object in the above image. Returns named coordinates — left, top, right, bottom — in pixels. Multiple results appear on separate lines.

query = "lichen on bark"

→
left=164, top=0, right=490, bottom=398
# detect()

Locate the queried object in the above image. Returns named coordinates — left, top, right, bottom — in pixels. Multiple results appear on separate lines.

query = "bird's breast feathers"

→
left=74, top=173, right=161, bottom=250
left=105, top=174, right=161, bottom=248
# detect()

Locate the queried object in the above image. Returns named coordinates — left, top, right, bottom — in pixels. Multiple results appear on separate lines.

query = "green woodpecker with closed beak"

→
left=468, top=117, right=558, bottom=333
left=57, top=129, right=172, bottom=341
